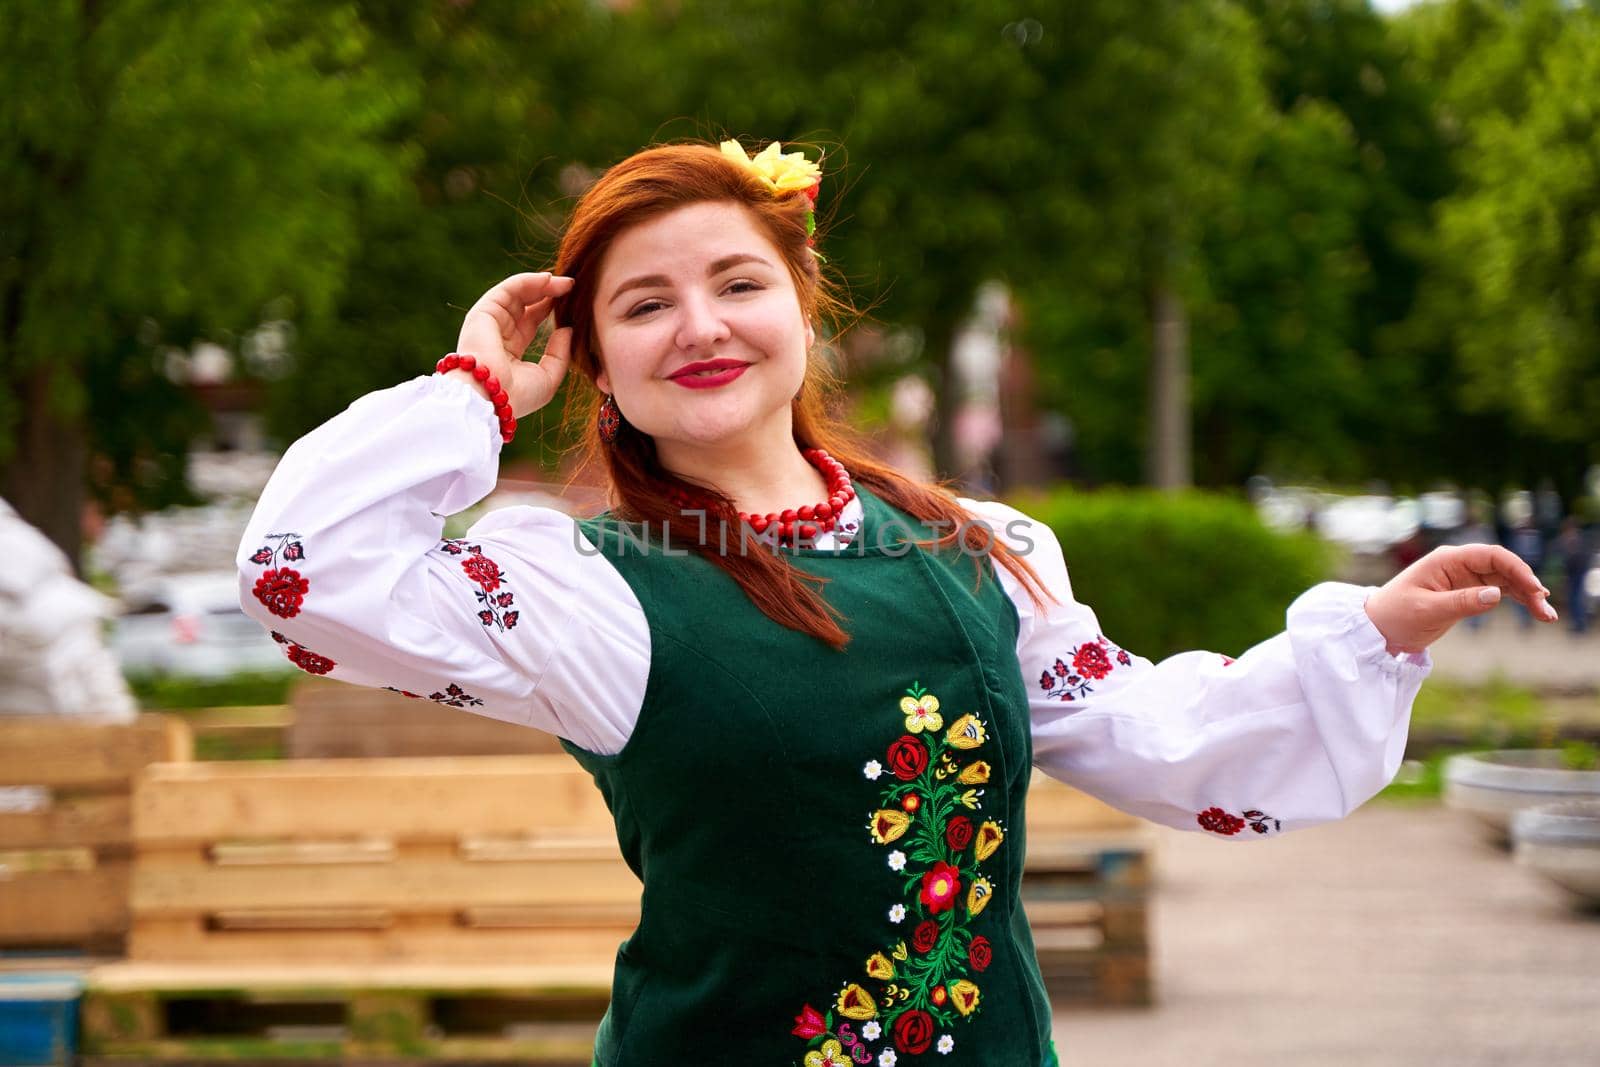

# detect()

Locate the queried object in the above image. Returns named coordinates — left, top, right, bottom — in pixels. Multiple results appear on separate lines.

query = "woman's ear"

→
left=595, top=353, right=611, bottom=395
left=805, top=320, right=816, bottom=350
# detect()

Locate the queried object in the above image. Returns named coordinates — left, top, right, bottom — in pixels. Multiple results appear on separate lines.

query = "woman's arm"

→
left=237, top=373, right=649, bottom=754
left=960, top=498, right=1429, bottom=839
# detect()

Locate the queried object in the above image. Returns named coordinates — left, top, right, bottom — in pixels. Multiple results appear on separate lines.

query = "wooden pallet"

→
left=288, top=678, right=568, bottom=759
left=76, top=757, right=1154, bottom=1059
left=79, top=961, right=609, bottom=1064
left=127, top=755, right=637, bottom=964
left=0, top=714, right=191, bottom=955
left=1023, top=773, right=1155, bottom=1007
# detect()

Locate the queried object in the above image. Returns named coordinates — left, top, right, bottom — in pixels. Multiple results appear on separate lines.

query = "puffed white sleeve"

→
left=236, top=374, right=649, bottom=754
left=959, top=498, right=1432, bottom=840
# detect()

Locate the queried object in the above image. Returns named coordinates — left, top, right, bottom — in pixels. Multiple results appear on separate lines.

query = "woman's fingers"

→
left=506, top=298, right=554, bottom=357
left=509, top=327, right=572, bottom=417
left=467, top=274, right=572, bottom=342
left=1435, top=544, right=1553, bottom=616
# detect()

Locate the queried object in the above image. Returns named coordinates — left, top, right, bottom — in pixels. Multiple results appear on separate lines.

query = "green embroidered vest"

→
left=564, top=485, right=1056, bottom=1066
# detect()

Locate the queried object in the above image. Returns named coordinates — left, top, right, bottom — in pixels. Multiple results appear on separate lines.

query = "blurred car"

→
left=109, top=572, right=291, bottom=679
left=1313, top=494, right=1421, bottom=556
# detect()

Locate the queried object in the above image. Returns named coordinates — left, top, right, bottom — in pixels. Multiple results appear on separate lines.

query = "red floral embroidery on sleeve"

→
left=1198, top=806, right=1280, bottom=836
left=1037, top=635, right=1133, bottom=702
left=439, top=540, right=520, bottom=631
left=269, top=631, right=335, bottom=675
left=386, top=682, right=485, bottom=708
left=250, top=533, right=309, bottom=619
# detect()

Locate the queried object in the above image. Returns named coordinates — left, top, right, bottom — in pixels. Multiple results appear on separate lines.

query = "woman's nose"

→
left=674, top=293, right=731, bottom=350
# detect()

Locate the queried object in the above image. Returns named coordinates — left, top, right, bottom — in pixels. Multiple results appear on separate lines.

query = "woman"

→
left=238, top=140, right=1556, bottom=1066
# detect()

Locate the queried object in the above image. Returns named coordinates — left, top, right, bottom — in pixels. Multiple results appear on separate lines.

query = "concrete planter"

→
left=1512, top=799, right=1600, bottom=906
left=1442, top=749, right=1600, bottom=845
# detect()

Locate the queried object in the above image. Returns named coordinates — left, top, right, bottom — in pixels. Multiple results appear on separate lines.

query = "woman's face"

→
left=591, top=200, right=814, bottom=451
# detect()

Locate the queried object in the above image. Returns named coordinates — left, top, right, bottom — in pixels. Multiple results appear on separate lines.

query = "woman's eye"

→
left=626, top=300, right=665, bottom=318
left=726, top=280, right=763, bottom=294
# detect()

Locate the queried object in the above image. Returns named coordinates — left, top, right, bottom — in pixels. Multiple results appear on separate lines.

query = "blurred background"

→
left=2, top=1, right=1599, bottom=1065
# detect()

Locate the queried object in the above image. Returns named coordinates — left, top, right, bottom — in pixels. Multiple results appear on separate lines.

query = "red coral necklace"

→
left=668, top=447, right=855, bottom=545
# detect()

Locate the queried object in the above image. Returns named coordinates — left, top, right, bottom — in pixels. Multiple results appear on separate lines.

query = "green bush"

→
left=1004, top=487, right=1334, bottom=661
left=127, top=671, right=295, bottom=710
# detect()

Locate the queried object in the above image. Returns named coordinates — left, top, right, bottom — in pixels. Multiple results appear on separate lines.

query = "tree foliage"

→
left=5, top=0, right=1597, bottom=564
left=0, top=1, right=407, bottom=555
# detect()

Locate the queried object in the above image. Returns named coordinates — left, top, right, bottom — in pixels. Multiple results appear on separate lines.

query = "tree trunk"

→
left=1146, top=278, right=1192, bottom=490
left=927, top=315, right=961, bottom=482
left=996, top=302, right=1048, bottom=491
left=0, top=363, right=87, bottom=572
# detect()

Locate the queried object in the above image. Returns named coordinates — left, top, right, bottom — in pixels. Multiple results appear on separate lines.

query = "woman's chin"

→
left=654, top=406, right=790, bottom=453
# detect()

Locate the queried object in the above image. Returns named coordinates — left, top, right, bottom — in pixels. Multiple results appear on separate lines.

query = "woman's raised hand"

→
left=1363, top=543, right=1557, bottom=655
left=454, top=272, right=575, bottom=418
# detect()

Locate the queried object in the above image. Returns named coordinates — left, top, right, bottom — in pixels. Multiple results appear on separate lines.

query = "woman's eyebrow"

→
left=608, top=254, right=775, bottom=306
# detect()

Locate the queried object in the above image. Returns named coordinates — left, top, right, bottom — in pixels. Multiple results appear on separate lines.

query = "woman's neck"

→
left=656, top=426, right=831, bottom=518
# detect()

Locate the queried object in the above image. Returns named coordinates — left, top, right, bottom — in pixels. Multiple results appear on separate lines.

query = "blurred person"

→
left=1556, top=517, right=1590, bottom=635
left=1507, top=516, right=1545, bottom=630
left=1448, top=500, right=1496, bottom=632
left=237, top=140, right=1556, bottom=1066
left=1390, top=527, right=1428, bottom=572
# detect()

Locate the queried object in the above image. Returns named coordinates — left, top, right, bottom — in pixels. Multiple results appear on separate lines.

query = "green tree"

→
left=0, top=2, right=406, bottom=565
left=263, top=0, right=627, bottom=459
left=625, top=0, right=1266, bottom=488
left=1397, top=0, right=1600, bottom=488
left=1185, top=0, right=1459, bottom=487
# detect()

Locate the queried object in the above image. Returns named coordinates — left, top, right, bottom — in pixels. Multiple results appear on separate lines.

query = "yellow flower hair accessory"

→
left=719, top=139, right=824, bottom=255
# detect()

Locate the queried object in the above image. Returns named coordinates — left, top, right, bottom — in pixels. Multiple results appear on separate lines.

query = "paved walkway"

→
left=1052, top=801, right=1600, bottom=1066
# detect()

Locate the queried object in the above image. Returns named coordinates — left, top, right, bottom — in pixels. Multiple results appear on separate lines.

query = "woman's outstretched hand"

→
left=1363, top=543, right=1557, bottom=655
left=454, top=272, right=575, bottom=418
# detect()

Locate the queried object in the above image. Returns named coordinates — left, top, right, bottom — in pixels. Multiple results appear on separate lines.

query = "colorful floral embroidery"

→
left=805, top=1039, right=853, bottom=1067
left=1197, top=805, right=1281, bottom=836
left=1037, top=635, right=1133, bottom=702
left=794, top=683, right=1002, bottom=1064
left=899, top=688, right=943, bottom=733
left=269, top=631, right=334, bottom=675
left=439, top=539, right=520, bottom=631
left=250, top=533, right=309, bottom=619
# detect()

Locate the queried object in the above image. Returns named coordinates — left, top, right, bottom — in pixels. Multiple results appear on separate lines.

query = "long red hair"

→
left=551, top=141, right=1051, bottom=650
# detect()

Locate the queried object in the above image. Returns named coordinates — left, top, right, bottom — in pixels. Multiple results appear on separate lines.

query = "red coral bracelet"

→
left=435, top=353, right=516, bottom=444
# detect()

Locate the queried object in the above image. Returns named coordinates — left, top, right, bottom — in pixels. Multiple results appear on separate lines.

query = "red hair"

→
left=551, top=141, right=1051, bottom=649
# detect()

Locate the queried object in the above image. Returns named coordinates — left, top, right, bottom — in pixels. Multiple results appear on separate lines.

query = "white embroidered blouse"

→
left=238, top=375, right=1432, bottom=840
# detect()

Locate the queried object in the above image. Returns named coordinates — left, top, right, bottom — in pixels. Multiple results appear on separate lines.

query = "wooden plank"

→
left=134, top=756, right=614, bottom=842
left=461, top=904, right=640, bottom=929
left=131, top=856, right=639, bottom=912
left=0, top=792, right=131, bottom=850
left=210, top=840, right=395, bottom=866
left=129, top=923, right=636, bottom=964
left=210, top=909, right=393, bottom=931
left=87, top=960, right=616, bottom=992
left=0, top=714, right=191, bottom=787
left=0, top=863, right=129, bottom=944
left=1023, top=899, right=1104, bottom=927
left=1027, top=771, right=1140, bottom=832
left=290, top=677, right=565, bottom=758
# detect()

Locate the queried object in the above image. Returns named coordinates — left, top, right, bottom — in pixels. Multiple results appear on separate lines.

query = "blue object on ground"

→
left=0, top=974, right=82, bottom=1067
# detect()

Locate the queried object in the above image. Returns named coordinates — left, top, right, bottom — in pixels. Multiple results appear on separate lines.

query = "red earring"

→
left=598, top=394, right=621, bottom=443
